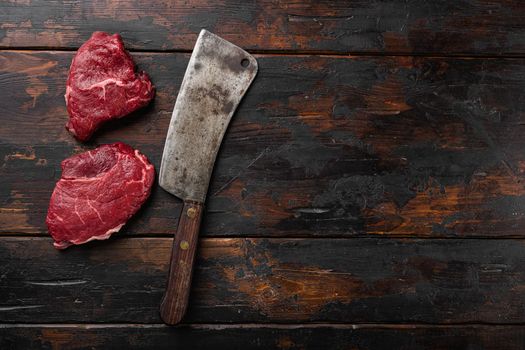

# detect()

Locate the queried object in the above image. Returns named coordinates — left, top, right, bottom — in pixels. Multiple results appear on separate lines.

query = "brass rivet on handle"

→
left=187, top=207, right=196, bottom=218
left=180, top=240, right=189, bottom=250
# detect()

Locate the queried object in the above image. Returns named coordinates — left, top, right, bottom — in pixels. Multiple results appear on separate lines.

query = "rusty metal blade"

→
left=159, top=29, right=258, bottom=202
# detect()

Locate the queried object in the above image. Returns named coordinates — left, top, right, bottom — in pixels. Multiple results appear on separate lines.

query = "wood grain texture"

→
left=2, top=237, right=525, bottom=324
left=2, top=0, right=524, bottom=344
left=2, top=324, right=525, bottom=350
left=1, top=0, right=525, bottom=55
left=2, top=51, right=525, bottom=238
left=160, top=201, right=203, bottom=325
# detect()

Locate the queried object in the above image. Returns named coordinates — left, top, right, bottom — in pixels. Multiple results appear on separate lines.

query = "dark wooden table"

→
left=1, top=1, right=525, bottom=349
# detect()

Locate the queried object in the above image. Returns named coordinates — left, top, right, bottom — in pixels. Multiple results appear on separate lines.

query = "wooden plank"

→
left=1, top=0, right=525, bottom=55
left=1, top=324, right=524, bottom=350
left=2, top=51, right=525, bottom=237
left=2, top=237, right=525, bottom=323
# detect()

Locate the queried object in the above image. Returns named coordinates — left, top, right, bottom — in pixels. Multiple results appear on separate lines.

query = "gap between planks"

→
left=1, top=47, right=525, bottom=59
left=3, top=323, right=525, bottom=329
left=0, top=229, right=525, bottom=241
left=2, top=234, right=525, bottom=240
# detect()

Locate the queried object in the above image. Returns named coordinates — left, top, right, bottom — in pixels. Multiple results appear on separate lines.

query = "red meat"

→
left=65, top=32, right=154, bottom=141
left=46, top=143, right=155, bottom=249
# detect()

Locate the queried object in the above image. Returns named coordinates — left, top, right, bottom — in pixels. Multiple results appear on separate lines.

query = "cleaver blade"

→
left=160, top=29, right=258, bottom=202
left=158, top=29, right=258, bottom=325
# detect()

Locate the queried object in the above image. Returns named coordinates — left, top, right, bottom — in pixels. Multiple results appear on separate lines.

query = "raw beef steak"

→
left=46, top=143, right=155, bottom=249
left=65, top=32, right=155, bottom=141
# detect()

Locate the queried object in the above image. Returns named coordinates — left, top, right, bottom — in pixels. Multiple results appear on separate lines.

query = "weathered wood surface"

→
left=2, top=0, right=525, bottom=55
left=2, top=51, right=525, bottom=238
left=2, top=324, right=525, bottom=350
left=2, top=1, right=525, bottom=345
left=2, top=237, right=525, bottom=324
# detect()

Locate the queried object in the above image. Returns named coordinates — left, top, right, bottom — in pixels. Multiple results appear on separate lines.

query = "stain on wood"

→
left=2, top=324, right=525, bottom=350
left=2, top=237, right=525, bottom=323
left=1, top=51, right=525, bottom=237
left=2, top=1, right=525, bottom=344
left=1, top=1, right=525, bottom=55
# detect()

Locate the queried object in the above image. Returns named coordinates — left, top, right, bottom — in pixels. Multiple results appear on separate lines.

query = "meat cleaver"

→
left=158, top=29, right=258, bottom=325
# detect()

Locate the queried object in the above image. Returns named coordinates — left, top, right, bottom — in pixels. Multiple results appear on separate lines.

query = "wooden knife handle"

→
left=160, top=200, right=203, bottom=325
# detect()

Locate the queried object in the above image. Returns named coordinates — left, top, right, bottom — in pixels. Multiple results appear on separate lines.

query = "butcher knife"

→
left=158, top=29, right=258, bottom=325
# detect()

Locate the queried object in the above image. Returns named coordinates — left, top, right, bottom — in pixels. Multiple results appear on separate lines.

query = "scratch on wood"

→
left=287, top=14, right=354, bottom=22
left=25, top=280, right=88, bottom=286
left=293, top=208, right=331, bottom=214
left=211, top=147, right=269, bottom=197
left=0, top=305, right=44, bottom=311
